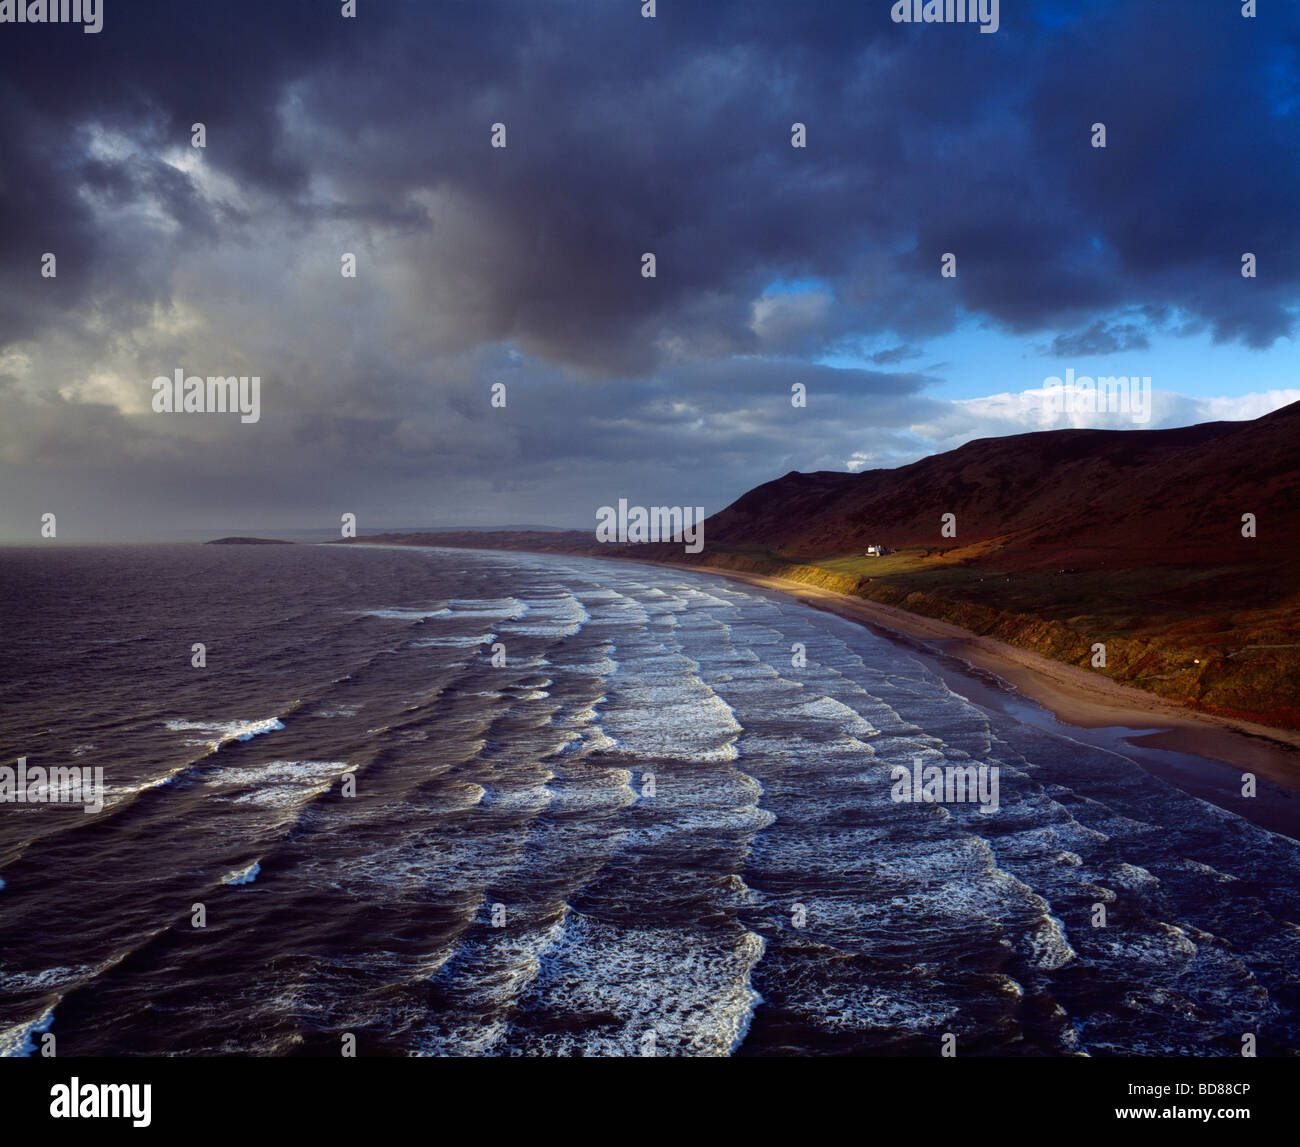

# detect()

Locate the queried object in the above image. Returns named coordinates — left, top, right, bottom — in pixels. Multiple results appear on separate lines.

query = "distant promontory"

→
left=205, top=537, right=294, bottom=545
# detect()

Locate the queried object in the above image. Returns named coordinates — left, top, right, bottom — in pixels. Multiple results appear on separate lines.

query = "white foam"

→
left=411, top=633, right=497, bottom=648
left=411, top=915, right=570, bottom=1056
left=353, top=607, right=453, bottom=620
left=102, top=769, right=181, bottom=807
left=223, top=860, right=262, bottom=886
left=567, top=655, right=619, bottom=676
left=315, top=704, right=362, bottom=717
left=503, top=594, right=589, bottom=637
left=447, top=597, right=530, bottom=620
left=598, top=686, right=742, bottom=764
left=0, top=955, right=124, bottom=994
left=507, top=913, right=766, bottom=1057
left=0, top=1006, right=54, bottom=1058
left=1025, top=913, right=1078, bottom=970
left=787, top=694, right=879, bottom=739
left=165, top=717, right=285, bottom=750
left=202, top=760, right=355, bottom=810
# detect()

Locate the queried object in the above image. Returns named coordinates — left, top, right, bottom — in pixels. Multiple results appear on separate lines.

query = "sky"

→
left=0, top=0, right=1297, bottom=540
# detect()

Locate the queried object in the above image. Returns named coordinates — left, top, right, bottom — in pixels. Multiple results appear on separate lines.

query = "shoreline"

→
left=641, top=559, right=1300, bottom=806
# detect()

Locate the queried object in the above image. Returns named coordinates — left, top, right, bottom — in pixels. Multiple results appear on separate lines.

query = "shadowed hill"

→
left=706, top=400, right=1300, bottom=568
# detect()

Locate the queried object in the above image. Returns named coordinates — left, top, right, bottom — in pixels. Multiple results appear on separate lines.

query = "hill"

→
left=707, top=401, right=1300, bottom=569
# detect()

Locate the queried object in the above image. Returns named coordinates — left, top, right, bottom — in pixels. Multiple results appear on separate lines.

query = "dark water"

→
left=1, top=543, right=1298, bottom=1057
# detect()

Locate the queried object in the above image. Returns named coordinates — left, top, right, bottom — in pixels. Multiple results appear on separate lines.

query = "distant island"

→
left=205, top=537, right=294, bottom=545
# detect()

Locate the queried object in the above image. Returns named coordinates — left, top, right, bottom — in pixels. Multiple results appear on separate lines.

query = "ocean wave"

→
left=597, top=686, right=742, bottom=764
left=353, top=607, right=453, bottom=620
left=501, top=594, right=588, bottom=638
left=164, top=716, right=286, bottom=750
left=503, top=913, right=766, bottom=1057
left=202, top=759, right=354, bottom=793
left=447, top=597, right=530, bottom=620
left=222, top=860, right=262, bottom=886
left=411, top=633, right=497, bottom=648
left=0, top=1006, right=55, bottom=1058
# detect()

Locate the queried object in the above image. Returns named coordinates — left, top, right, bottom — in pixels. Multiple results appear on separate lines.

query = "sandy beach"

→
left=650, top=560, right=1300, bottom=801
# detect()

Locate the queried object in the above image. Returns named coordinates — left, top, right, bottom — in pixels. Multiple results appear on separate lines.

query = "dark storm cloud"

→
left=869, top=344, right=924, bottom=365
left=1, top=0, right=1297, bottom=536
left=4, top=0, right=1297, bottom=360
left=1049, top=319, right=1149, bottom=356
left=0, top=1, right=357, bottom=342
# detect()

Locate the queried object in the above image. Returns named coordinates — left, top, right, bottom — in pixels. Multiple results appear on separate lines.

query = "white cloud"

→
left=904, top=387, right=1300, bottom=455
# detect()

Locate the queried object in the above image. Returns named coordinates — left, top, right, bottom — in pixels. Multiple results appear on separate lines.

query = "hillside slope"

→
left=706, top=400, right=1300, bottom=568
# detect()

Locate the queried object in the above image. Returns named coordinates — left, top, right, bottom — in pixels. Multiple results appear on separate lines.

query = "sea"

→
left=1, top=542, right=1298, bottom=1057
